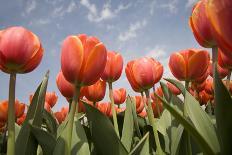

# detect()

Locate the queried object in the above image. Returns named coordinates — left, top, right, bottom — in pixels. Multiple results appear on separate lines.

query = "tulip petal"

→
left=169, top=53, right=186, bottom=81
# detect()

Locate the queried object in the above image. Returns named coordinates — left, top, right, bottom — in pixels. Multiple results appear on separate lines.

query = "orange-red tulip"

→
left=152, top=101, right=163, bottom=118
left=113, top=88, right=126, bottom=105
left=206, top=0, right=232, bottom=58
left=101, top=51, right=123, bottom=82
left=56, top=71, right=74, bottom=99
left=61, top=34, right=107, bottom=86
left=44, top=102, right=51, bottom=112
left=134, top=96, right=145, bottom=114
left=189, top=0, right=216, bottom=48
left=45, top=92, right=58, bottom=108
left=208, top=61, right=229, bottom=79
left=198, top=90, right=212, bottom=105
left=0, top=26, right=43, bottom=73
left=138, top=110, right=147, bottom=118
left=218, top=48, right=232, bottom=70
left=204, top=78, right=214, bottom=95
left=151, top=86, right=163, bottom=102
left=0, top=100, right=25, bottom=122
left=191, top=81, right=206, bottom=92
left=17, top=113, right=26, bottom=125
left=54, top=112, right=64, bottom=124
left=169, top=49, right=210, bottom=82
left=167, top=82, right=181, bottom=95
left=126, top=57, right=163, bottom=92
left=84, top=79, right=106, bottom=102
left=96, top=102, right=111, bottom=116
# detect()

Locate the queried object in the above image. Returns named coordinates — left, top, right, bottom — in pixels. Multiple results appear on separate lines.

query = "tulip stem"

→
left=7, top=73, right=16, bottom=155
left=226, top=71, right=231, bottom=91
left=67, top=85, right=81, bottom=154
left=144, top=90, right=163, bottom=155
left=108, top=82, right=119, bottom=137
left=184, top=81, right=192, bottom=155
left=212, top=47, right=218, bottom=95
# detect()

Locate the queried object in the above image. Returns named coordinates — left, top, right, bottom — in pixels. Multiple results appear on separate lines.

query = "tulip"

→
left=84, top=79, right=106, bottom=103
left=126, top=57, right=163, bottom=91
left=206, top=0, right=232, bottom=58
left=0, top=27, right=43, bottom=154
left=101, top=51, right=123, bottom=82
left=113, top=88, right=126, bottom=105
left=138, top=110, right=147, bottom=118
left=151, top=86, right=163, bottom=102
left=134, top=96, right=145, bottom=114
left=96, top=102, right=111, bottom=116
left=61, top=34, right=107, bottom=86
left=198, top=90, right=212, bottom=106
left=54, top=112, right=65, bottom=124
left=0, top=26, right=43, bottom=74
left=17, top=113, right=26, bottom=126
left=218, top=48, right=232, bottom=70
left=167, top=82, right=181, bottom=95
left=152, top=101, right=163, bottom=118
left=189, top=0, right=216, bottom=48
left=45, top=92, right=58, bottom=108
left=191, top=81, right=206, bottom=93
left=208, top=61, right=229, bottom=79
left=56, top=71, right=74, bottom=99
left=205, top=78, right=214, bottom=95
left=169, top=49, right=210, bottom=82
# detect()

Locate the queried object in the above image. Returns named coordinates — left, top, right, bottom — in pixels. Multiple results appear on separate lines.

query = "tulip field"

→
left=0, top=0, right=232, bottom=155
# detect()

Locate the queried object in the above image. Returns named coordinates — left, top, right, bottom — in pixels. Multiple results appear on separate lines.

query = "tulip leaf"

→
left=29, top=124, right=56, bottom=155
left=15, top=71, right=49, bottom=155
left=170, top=124, right=184, bottom=155
left=42, top=110, right=58, bottom=137
left=155, top=94, right=217, bottom=155
left=71, top=118, right=90, bottom=155
left=83, top=102, right=128, bottom=155
left=214, top=64, right=232, bottom=154
left=121, top=96, right=134, bottom=152
left=129, top=132, right=149, bottom=155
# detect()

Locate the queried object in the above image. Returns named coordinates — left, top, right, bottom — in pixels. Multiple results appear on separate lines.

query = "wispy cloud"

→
left=80, top=0, right=131, bottom=22
left=185, top=0, right=197, bottom=8
left=22, top=0, right=37, bottom=16
left=118, top=20, right=147, bottom=42
left=160, top=0, right=178, bottom=14
left=29, top=18, right=51, bottom=26
left=149, top=0, right=156, bottom=15
left=52, top=1, right=78, bottom=18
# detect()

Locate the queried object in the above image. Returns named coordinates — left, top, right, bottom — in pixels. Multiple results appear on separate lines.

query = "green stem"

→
left=184, top=81, right=192, bottom=155
left=144, top=90, right=164, bottom=155
left=108, top=82, right=119, bottom=137
left=212, top=47, right=218, bottom=98
left=7, top=73, right=16, bottom=155
left=67, top=85, right=81, bottom=154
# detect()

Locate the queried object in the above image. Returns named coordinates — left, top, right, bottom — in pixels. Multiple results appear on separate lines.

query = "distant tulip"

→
left=113, top=88, right=126, bottom=105
left=126, top=57, right=163, bottom=92
left=206, top=0, right=232, bottom=58
left=54, top=112, right=64, bottom=124
left=208, top=61, right=229, bottom=79
left=117, top=107, right=126, bottom=113
left=56, top=71, right=74, bottom=99
left=17, top=113, right=26, bottom=125
left=45, top=92, right=58, bottom=108
left=191, top=81, right=206, bottom=92
left=0, top=26, right=43, bottom=74
left=152, top=101, right=163, bottom=118
left=218, top=48, right=232, bottom=70
left=96, top=102, right=111, bottom=116
left=134, top=96, right=145, bottom=114
left=84, top=79, right=106, bottom=102
left=151, top=87, right=163, bottom=102
left=0, top=100, right=25, bottom=122
left=138, top=110, right=147, bottom=118
left=167, top=82, right=181, bottom=95
left=169, top=49, right=210, bottom=82
left=189, top=0, right=216, bottom=48
left=44, top=102, right=51, bottom=112
left=101, top=51, right=123, bottom=82
left=61, top=34, right=107, bottom=86
left=204, top=78, right=214, bottom=95
left=198, top=90, right=212, bottom=105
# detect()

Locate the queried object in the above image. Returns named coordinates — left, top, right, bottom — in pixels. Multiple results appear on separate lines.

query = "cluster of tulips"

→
left=0, top=0, right=232, bottom=154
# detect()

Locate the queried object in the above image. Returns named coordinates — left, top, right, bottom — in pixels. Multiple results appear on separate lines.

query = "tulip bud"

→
left=113, top=88, right=126, bottom=105
left=208, top=61, right=229, bottom=79
left=218, top=48, right=232, bottom=70
left=0, top=26, right=43, bottom=74
left=101, top=51, right=123, bottom=82
left=17, top=113, right=26, bottom=125
left=167, top=82, right=181, bottom=95
left=45, top=92, right=58, bottom=108
left=152, top=101, right=163, bottom=118
left=134, top=96, right=145, bottom=114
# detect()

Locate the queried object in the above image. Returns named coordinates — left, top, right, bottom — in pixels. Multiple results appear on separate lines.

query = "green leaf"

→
left=170, top=125, right=184, bottom=155
left=71, top=119, right=90, bottom=155
left=15, top=71, right=49, bottom=155
left=83, top=102, right=128, bottom=155
left=30, top=124, right=56, bottom=155
left=129, top=132, right=149, bottom=155
left=214, top=64, right=232, bottom=154
left=42, top=110, right=58, bottom=137
left=121, top=96, right=134, bottom=152
left=15, top=123, right=21, bottom=141
left=157, top=110, right=172, bottom=136
left=155, top=94, right=218, bottom=155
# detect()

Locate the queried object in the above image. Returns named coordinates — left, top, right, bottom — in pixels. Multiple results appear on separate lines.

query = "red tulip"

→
left=198, top=90, right=212, bottom=105
left=17, top=113, right=26, bottom=125
left=84, top=79, right=106, bottom=102
left=61, top=34, right=107, bottom=86
left=167, top=82, right=181, bottom=95
left=138, top=110, right=147, bottom=118
left=152, top=100, right=163, bottom=118
left=117, top=107, right=126, bottom=113
left=208, top=61, right=229, bottom=79
left=44, top=102, right=51, bottom=112
left=189, top=0, right=216, bottom=48
left=45, top=92, right=58, bottom=108
left=218, top=48, right=232, bottom=70
left=151, top=87, right=163, bottom=102
left=113, top=88, right=126, bottom=105
left=0, top=100, right=25, bottom=122
left=54, top=112, right=64, bottom=124
left=191, top=81, right=206, bottom=92
left=126, top=57, right=163, bottom=92
left=0, top=26, right=43, bottom=73
left=56, top=71, right=74, bottom=99
left=134, top=96, right=145, bottom=114
left=101, top=51, right=123, bottom=82
left=206, top=0, right=232, bottom=58
left=169, top=49, right=210, bottom=82
left=204, top=78, right=214, bottom=95
left=96, top=102, right=111, bottom=116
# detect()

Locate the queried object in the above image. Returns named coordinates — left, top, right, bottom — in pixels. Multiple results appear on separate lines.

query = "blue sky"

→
left=0, top=0, right=201, bottom=111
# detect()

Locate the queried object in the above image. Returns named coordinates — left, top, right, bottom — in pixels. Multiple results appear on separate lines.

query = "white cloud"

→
left=118, top=20, right=147, bottom=42
left=52, top=1, right=77, bottom=17
left=29, top=18, right=50, bottom=26
left=80, top=0, right=131, bottom=22
left=186, top=0, right=197, bottom=8
left=22, top=0, right=36, bottom=16
left=149, top=0, right=156, bottom=15
left=160, top=0, right=178, bottom=14
left=146, top=46, right=166, bottom=59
